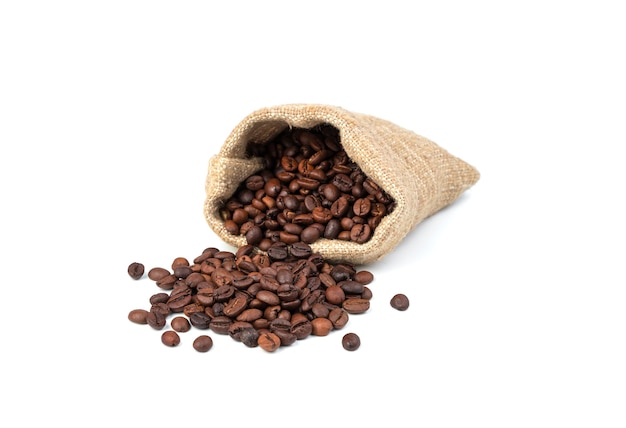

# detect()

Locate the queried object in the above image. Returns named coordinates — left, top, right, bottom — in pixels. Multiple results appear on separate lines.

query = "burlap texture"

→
left=204, top=104, right=479, bottom=265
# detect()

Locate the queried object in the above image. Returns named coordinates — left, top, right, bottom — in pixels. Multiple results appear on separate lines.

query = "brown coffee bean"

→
left=148, top=267, right=171, bottom=281
left=128, top=309, right=149, bottom=324
left=146, top=310, right=166, bottom=330
left=193, top=335, right=213, bottom=352
left=258, top=332, right=281, bottom=352
left=352, top=198, right=371, bottom=216
left=353, top=270, right=374, bottom=285
left=342, top=332, right=360, bottom=351
left=350, top=224, right=371, bottom=244
left=390, top=293, right=410, bottom=311
left=328, top=307, right=349, bottom=329
left=311, top=317, right=333, bottom=336
left=171, top=316, right=191, bottom=332
left=342, top=298, right=370, bottom=314
left=127, top=262, right=144, bottom=280
left=325, top=285, right=345, bottom=305
left=161, top=330, right=180, bottom=347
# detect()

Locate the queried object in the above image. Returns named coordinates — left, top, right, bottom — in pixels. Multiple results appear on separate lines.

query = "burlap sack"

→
left=204, top=104, right=479, bottom=265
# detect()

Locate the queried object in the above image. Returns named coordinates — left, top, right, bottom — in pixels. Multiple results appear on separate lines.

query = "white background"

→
left=1, top=1, right=624, bottom=427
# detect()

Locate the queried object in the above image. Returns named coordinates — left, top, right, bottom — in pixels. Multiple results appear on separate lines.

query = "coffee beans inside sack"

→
left=205, top=104, right=480, bottom=265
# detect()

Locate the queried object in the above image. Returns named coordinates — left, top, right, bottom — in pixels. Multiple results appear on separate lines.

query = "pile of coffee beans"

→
left=127, top=242, right=374, bottom=352
left=220, top=125, right=395, bottom=249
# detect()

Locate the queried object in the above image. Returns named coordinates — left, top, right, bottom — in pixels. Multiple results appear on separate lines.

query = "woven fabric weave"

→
left=204, top=104, right=479, bottom=265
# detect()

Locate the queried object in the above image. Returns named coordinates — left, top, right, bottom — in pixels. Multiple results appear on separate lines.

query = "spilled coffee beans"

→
left=128, top=242, right=374, bottom=352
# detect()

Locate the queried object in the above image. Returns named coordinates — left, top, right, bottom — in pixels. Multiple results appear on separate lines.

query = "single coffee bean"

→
left=209, top=316, right=233, bottom=335
left=128, top=309, right=149, bottom=324
left=267, top=241, right=289, bottom=260
left=328, top=307, right=349, bottom=329
left=390, top=293, right=410, bottom=311
left=149, top=292, right=170, bottom=305
left=311, top=317, right=333, bottom=336
left=193, top=335, right=213, bottom=352
left=325, top=285, right=346, bottom=305
left=352, top=198, right=371, bottom=216
left=350, top=224, right=372, bottom=244
left=353, top=270, right=374, bottom=285
left=342, top=298, right=370, bottom=314
left=161, top=330, right=181, bottom=347
left=342, top=332, right=360, bottom=351
left=290, top=318, right=313, bottom=340
left=240, top=328, right=260, bottom=348
left=258, top=332, right=281, bottom=352
left=146, top=310, right=166, bottom=330
left=171, top=316, right=191, bottom=332
left=245, top=225, right=264, bottom=245
left=222, top=294, right=247, bottom=318
left=189, top=312, right=212, bottom=329
left=127, top=262, right=144, bottom=280
left=148, top=267, right=171, bottom=281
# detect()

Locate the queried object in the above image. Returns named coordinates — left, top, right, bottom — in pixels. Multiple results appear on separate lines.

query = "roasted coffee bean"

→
left=161, top=330, right=180, bottom=347
left=173, top=265, right=193, bottom=279
left=342, top=333, right=360, bottom=351
left=245, top=225, right=264, bottom=245
left=290, top=317, right=313, bottom=340
left=240, top=328, right=260, bottom=347
left=236, top=308, right=263, bottom=323
left=342, top=298, right=370, bottom=314
left=267, top=242, right=289, bottom=260
left=128, top=309, right=149, bottom=324
left=350, top=224, right=372, bottom=244
left=223, top=294, right=248, bottom=318
left=353, top=270, right=374, bottom=285
left=156, top=274, right=177, bottom=290
left=146, top=310, right=166, bottom=330
left=127, top=262, right=144, bottom=280
left=167, top=290, right=192, bottom=313
left=258, top=332, right=281, bottom=352
left=149, top=292, right=170, bottom=305
left=171, top=316, right=191, bottom=332
left=311, top=318, right=333, bottom=336
left=189, top=312, right=212, bottom=329
left=390, top=293, right=410, bottom=311
left=148, top=267, right=171, bottom=281
left=339, top=280, right=364, bottom=295
left=150, top=302, right=170, bottom=317
left=352, top=198, right=371, bottom=216
left=325, top=285, right=346, bottom=305
left=300, top=226, right=321, bottom=244
left=193, top=335, right=213, bottom=352
left=209, top=316, right=232, bottom=335
left=328, top=307, right=349, bottom=329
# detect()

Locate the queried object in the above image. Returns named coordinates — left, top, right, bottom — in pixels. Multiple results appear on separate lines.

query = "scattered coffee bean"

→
left=258, top=332, right=281, bottom=352
left=127, top=262, right=145, bottom=280
left=161, top=330, right=180, bottom=347
left=390, top=293, right=410, bottom=311
left=128, top=309, right=149, bottom=324
left=127, top=241, right=375, bottom=352
left=342, top=332, right=361, bottom=351
left=171, top=316, right=191, bottom=332
left=193, top=335, right=213, bottom=352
